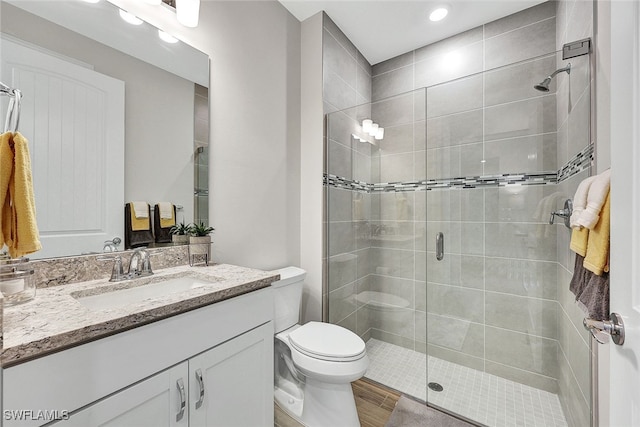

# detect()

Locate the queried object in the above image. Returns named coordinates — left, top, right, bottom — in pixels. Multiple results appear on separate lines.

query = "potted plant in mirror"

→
left=188, top=222, right=214, bottom=258
left=170, top=222, right=191, bottom=244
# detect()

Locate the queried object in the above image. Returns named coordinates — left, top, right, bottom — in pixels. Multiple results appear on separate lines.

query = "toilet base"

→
left=303, top=378, right=360, bottom=427
left=275, top=378, right=360, bottom=427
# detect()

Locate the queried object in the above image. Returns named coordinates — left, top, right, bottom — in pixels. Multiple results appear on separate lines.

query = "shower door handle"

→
left=436, top=232, right=444, bottom=261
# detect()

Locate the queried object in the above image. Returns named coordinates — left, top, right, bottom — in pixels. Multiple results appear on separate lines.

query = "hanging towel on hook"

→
left=583, top=191, right=610, bottom=275
left=0, top=132, right=41, bottom=258
left=575, top=169, right=611, bottom=229
left=0, top=132, right=13, bottom=249
left=570, top=175, right=597, bottom=228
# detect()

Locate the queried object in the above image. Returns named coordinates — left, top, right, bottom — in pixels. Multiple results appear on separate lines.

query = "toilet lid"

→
left=288, top=322, right=366, bottom=361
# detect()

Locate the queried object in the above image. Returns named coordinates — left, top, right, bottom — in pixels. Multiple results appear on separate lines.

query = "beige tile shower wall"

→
left=556, top=0, right=594, bottom=426
left=322, top=13, right=373, bottom=339
left=369, top=1, right=562, bottom=392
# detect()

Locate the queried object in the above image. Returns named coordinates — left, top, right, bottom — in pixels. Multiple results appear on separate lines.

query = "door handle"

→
left=436, top=232, right=444, bottom=261
left=176, top=378, right=186, bottom=421
left=584, top=313, right=625, bottom=345
left=195, top=368, right=205, bottom=409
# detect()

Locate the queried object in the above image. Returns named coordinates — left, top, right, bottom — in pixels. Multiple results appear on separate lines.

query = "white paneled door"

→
left=1, top=37, right=124, bottom=258
left=609, top=1, right=640, bottom=426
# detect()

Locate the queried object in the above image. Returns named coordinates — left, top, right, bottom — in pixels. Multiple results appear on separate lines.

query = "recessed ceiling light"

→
left=82, top=0, right=101, bottom=3
left=158, top=30, right=179, bottom=44
left=119, top=9, right=143, bottom=25
left=429, top=7, right=449, bottom=22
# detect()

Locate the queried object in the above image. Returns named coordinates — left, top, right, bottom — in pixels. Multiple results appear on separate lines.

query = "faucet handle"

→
left=141, top=255, right=153, bottom=275
left=97, top=255, right=127, bottom=282
left=110, top=256, right=126, bottom=281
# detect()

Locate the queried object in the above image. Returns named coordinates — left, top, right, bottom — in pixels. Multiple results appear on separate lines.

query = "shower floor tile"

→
left=365, top=339, right=568, bottom=427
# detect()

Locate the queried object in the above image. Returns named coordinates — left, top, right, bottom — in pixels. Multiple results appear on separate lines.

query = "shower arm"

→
left=547, top=63, right=572, bottom=80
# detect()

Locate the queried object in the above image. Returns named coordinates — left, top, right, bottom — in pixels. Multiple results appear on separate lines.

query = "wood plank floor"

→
left=274, top=378, right=401, bottom=427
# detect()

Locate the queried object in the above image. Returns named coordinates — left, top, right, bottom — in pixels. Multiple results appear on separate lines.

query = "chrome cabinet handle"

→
left=436, top=232, right=444, bottom=261
left=195, top=368, right=205, bottom=409
left=176, top=378, right=186, bottom=422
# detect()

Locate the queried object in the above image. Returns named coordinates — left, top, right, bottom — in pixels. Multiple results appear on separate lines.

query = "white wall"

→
left=111, top=0, right=302, bottom=271
left=300, top=13, right=324, bottom=323
left=595, top=2, right=611, bottom=425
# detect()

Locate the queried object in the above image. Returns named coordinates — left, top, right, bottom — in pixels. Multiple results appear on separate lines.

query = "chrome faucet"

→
left=127, top=248, right=153, bottom=277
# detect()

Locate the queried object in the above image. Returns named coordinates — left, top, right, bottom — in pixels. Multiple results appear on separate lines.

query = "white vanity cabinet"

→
left=3, top=287, right=274, bottom=427
left=56, top=323, right=272, bottom=427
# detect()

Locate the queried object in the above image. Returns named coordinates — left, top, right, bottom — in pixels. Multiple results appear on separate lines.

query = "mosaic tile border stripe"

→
left=325, top=143, right=594, bottom=193
left=324, top=172, right=558, bottom=193
left=557, top=143, right=594, bottom=183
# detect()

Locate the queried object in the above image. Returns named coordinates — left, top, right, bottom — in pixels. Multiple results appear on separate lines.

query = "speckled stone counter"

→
left=2, top=264, right=278, bottom=367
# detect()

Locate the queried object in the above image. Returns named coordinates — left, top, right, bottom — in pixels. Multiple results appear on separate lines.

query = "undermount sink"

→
left=73, top=274, right=220, bottom=310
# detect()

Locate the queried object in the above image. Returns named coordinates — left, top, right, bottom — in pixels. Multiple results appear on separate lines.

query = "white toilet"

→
left=272, top=267, right=369, bottom=427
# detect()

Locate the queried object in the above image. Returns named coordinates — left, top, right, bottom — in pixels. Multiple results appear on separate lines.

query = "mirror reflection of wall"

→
left=0, top=2, right=209, bottom=259
left=194, top=84, right=209, bottom=226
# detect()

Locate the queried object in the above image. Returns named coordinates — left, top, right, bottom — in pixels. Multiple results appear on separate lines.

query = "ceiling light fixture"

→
left=82, top=0, right=101, bottom=3
left=119, top=9, right=143, bottom=25
left=429, top=6, right=449, bottom=22
left=158, top=30, right=179, bottom=44
left=176, top=0, right=200, bottom=28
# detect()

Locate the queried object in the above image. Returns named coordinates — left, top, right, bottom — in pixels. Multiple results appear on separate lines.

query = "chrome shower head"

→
left=534, top=63, right=571, bottom=92
left=534, top=77, right=552, bottom=92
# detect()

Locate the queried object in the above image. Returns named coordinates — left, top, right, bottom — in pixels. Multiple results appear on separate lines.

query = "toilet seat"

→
left=288, top=321, right=366, bottom=362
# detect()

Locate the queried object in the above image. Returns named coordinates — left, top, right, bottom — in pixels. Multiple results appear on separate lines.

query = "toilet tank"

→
left=272, top=267, right=307, bottom=333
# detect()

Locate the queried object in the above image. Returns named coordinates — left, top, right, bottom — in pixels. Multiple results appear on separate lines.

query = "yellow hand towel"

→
left=0, top=132, right=13, bottom=249
left=570, top=227, right=589, bottom=257
left=159, top=204, right=175, bottom=229
left=129, top=202, right=150, bottom=231
left=583, top=191, right=610, bottom=275
left=7, top=132, right=42, bottom=258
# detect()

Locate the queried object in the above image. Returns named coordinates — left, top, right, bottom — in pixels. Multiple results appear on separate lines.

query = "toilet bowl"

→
left=272, top=267, right=369, bottom=427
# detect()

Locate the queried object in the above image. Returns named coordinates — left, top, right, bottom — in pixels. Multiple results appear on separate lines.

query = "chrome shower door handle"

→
left=176, top=378, right=186, bottom=421
left=436, top=232, right=444, bottom=261
left=195, top=368, right=205, bottom=409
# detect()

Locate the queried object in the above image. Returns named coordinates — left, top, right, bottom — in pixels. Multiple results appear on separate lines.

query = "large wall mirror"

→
left=0, top=0, right=209, bottom=259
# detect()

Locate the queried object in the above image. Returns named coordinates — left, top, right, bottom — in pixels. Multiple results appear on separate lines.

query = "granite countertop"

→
left=2, top=264, right=279, bottom=367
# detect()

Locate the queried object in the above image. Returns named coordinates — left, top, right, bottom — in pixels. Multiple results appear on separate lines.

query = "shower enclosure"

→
left=325, top=50, right=592, bottom=427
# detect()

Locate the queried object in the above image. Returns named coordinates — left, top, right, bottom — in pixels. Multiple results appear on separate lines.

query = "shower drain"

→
left=428, top=382, right=444, bottom=392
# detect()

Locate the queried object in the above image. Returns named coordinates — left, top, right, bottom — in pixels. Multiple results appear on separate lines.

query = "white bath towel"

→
left=570, top=175, right=598, bottom=228
left=132, top=201, right=149, bottom=219
left=576, top=169, right=611, bottom=230
left=158, top=202, right=174, bottom=220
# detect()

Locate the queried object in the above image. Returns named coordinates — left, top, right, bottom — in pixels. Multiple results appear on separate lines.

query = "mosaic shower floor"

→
left=365, top=339, right=568, bottom=427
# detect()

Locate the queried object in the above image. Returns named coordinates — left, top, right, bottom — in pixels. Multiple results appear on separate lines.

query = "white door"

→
left=609, top=1, right=640, bottom=426
left=56, top=362, right=189, bottom=427
left=189, top=322, right=273, bottom=427
left=1, top=36, right=124, bottom=258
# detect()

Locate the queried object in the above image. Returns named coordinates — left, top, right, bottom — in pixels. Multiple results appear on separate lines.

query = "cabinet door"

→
left=58, top=362, right=189, bottom=427
left=189, top=322, right=273, bottom=427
